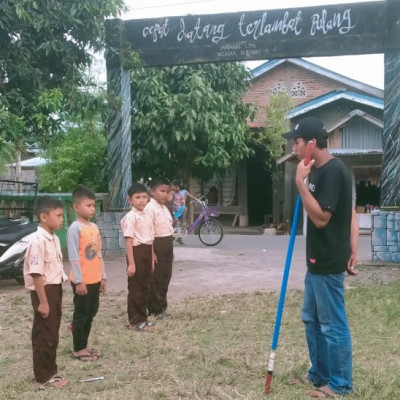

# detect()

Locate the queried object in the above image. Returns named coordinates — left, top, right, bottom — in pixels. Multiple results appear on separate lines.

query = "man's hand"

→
left=76, top=282, right=88, bottom=295
left=100, top=279, right=107, bottom=293
left=127, top=264, right=136, bottom=277
left=296, top=158, right=315, bottom=184
left=347, top=251, right=359, bottom=275
left=38, top=302, right=50, bottom=318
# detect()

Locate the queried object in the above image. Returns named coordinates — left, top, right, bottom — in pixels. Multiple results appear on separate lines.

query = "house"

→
left=193, top=58, right=383, bottom=228
left=2, top=156, right=46, bottom=182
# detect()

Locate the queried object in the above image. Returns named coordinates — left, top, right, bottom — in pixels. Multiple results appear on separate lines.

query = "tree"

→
left=38, top=86, right=109, bottom=192
left=250, top=91, right=294, bottom=223
left=130, top=63, right=255, bottom=187
left=38, top=125, right=108, bottom=193
left=0, top=0, right=124, bottom=170
left=252, top=91, right=294, bottom=177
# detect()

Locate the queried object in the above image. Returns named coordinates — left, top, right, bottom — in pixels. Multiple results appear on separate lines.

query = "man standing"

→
left=283, top=117, right=359, bottom=398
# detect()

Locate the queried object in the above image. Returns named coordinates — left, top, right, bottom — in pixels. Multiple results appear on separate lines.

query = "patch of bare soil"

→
left=349, top=263, right=400, bottom=286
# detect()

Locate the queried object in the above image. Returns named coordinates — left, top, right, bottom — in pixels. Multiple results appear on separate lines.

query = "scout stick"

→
left=264, top=141, right=315, bottom=394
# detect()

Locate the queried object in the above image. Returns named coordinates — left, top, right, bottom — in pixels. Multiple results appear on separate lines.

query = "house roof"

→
left=251, top=58, right=384, bottom=99
left=7, top=157, right=47, bottom=168
left=277, top=149, right=382, bottom=165
left=329, top=149, right=382, bottom=156
left=286, top=89, right=384, bottom=120
left=328, top=109, right=383, bottom=132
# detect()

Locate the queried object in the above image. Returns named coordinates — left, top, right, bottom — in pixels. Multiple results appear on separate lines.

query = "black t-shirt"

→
left=306, top=157, right=352, bottom=274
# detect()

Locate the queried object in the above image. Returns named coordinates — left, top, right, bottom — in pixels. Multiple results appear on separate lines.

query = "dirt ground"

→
left=1, top=240, right=399, bottom=298
left=347, top=263, right=400, bottom=286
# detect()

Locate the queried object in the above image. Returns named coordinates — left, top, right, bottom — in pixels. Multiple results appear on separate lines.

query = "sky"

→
left=120, top=0, right=385, bottom=89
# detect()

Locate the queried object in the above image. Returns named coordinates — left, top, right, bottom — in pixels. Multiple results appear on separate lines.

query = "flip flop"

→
left=127, top=322, right=152, bottom=331
left=289, top=375, right=310, bottom=385
left=89, top=348, right=102, bottom=358
left=307, top=386, right=340, bottom=398
left=35, top=375, right=69, bottom=390
left=72, top=352, right=97, bottom=362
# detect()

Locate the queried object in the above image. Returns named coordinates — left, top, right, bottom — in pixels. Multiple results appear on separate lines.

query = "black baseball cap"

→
left=282, top=117, right=328, bottom=141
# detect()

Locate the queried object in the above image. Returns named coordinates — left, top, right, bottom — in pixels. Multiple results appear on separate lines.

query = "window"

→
left=291, top=81, right=306, bottom=97
left=272, top=82, right=286, bottom=95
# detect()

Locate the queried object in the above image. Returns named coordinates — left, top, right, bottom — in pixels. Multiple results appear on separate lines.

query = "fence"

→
left=0, top=179, right=38, bottom=220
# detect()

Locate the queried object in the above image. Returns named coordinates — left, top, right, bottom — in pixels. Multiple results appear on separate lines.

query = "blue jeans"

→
left=302, top=271, right=353, bottom=395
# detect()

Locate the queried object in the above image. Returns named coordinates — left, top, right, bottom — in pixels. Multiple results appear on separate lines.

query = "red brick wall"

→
left=243, top=62, right=349, bottom=128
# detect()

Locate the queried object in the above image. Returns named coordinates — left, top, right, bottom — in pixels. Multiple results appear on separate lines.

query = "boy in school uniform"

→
left=120, top=182, right=154, bottom=331
left=67, top=186, right=106, bottom=361
left=24, top=196, right=69, bottom=389
left=146, top=179, right=174, bottom=319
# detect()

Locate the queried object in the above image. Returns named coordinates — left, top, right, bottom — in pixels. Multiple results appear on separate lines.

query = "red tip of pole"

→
left=264, top=372, right=273, bottom=395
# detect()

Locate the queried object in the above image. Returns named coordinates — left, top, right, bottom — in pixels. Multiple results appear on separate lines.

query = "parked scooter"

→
left=0, top=218, right=38, bottom=284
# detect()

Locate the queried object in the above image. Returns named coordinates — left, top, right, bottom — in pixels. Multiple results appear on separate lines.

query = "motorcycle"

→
left=0, top=218, right=38, bottom=284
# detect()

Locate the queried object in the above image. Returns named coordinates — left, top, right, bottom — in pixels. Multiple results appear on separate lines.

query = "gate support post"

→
left=105, top=18, right=131, bottom=210
left=372, top=0, right=400, bottom=262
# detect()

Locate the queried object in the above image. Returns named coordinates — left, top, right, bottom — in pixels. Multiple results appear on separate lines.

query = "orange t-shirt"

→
left=67, top=221, right=105, bottom=284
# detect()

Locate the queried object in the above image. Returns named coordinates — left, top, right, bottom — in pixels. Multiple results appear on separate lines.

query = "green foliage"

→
left=252, top=91, right=294, bottom=177
left=39, top=123, right=108, bottom=193
left=130, top=63, right=255, bottom=181
left=0, top=0, right=124, bottom=164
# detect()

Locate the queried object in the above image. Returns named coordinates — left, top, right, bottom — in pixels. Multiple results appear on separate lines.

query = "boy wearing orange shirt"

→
left=67, top=186, right=106, bottom=361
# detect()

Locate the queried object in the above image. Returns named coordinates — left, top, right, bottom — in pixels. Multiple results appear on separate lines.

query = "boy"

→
left=120, top=182, right=154, bottom=331
left=24, top=196, right=69, bottom=389
left=67, top=186, right=106, bottom=361
left=146, top=179, right=174, bottom=319
left=170, top=180, right=196, bottom=225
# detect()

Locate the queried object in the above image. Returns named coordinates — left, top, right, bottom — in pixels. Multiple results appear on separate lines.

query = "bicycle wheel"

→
left=198, top=219, right=223, bottom=246
left=173, top=226, right=187, bottom=238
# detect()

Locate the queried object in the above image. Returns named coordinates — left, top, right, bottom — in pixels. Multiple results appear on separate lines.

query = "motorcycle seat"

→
left=0, top=219, right=25, bottom=230
left=0, top=223, right=38, bottom=244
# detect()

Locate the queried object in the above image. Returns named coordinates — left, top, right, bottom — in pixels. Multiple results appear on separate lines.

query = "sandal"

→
left=307, top=386, right=340, bottom=398
left=155, top=311, right=171, bottom=320
left=72, top=351, right=97, bottom=362
left=289, top=375, right=310, bottom=385
left=35, top=375, right=69, bottom=390
left=128, top=322, right=152, bottom=331
left=89, top=348, right=102, bottom=358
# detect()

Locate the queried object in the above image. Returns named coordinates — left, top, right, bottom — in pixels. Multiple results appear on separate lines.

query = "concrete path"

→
left=103, top=235, right=372, bottom=299
left=0, top=235, right=372, bottom=299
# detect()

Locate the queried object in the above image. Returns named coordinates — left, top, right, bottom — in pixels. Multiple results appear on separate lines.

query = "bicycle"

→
left=173, top=196, right=224, bottom=246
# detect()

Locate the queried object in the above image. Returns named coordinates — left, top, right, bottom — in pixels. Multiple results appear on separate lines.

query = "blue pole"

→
left=271, top=195, right=302, bottom=350
left=265, top=140, right=314, bottom=394
left=265, top=195, right=302, bottom=393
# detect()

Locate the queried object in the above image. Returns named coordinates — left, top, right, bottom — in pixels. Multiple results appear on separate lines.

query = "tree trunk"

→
left=15, top=150, right=22, bottom=181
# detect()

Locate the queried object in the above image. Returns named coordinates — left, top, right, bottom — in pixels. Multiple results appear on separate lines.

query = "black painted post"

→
left=381, top=0, right=400, bottom=208
left=371, top=0, right=400, bottom=262
left=105, top=19, right=131, bottom=210
left=381, top=51, right=400, bottom=208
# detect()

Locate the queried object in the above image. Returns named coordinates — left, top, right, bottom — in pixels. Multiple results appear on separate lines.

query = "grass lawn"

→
left=0, top=278, right=399, bottom=399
